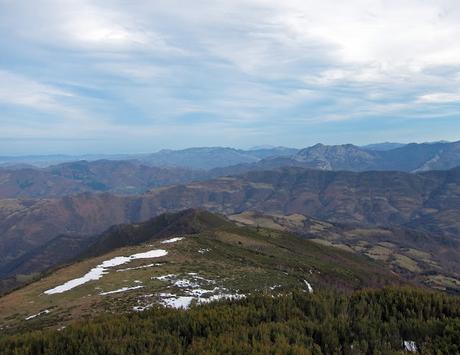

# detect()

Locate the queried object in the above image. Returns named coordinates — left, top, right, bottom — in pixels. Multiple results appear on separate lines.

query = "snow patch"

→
left=403, top=340, right=417, bottom=352
left=304, top=280, right=313, bottom=293
left=157, top=292, right=245, bottom=309
left=198, top=248, right=211, bottom=254
left=161, top=237, right=184, bottom=244
left=173, top=279, right=200, bottom=288
left=44, top=249, right=167, bottom=295
left=199, top=293, right=245, bottom=303
left=25, top=309, right=50, bottom=321
left=154, top=274, right=216, bottom=287
left=99, top=286, right=144, bottom=295
left=154, top=273, right=244, bottom=309
left=158, top=293, right=195, bottom=309
left=131, top=250, right=168, bottom=259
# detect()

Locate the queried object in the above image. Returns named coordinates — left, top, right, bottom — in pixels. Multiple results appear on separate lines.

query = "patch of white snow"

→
left=161, top=237, right=184, bottom=244
left=303, top=280, right=313, bottom=293
left=403, top=340, right=417, bottom=352
left=44, top=249, right=167, bottom=295
left=198, top=293, right=245, bottom=304
left=154, top=273, right=245, bottom=309
left=99, top=285, right=144, bottom=295
left=25, top=309, right=50, bottom=320
left=158, top=293, right=195, bottom=309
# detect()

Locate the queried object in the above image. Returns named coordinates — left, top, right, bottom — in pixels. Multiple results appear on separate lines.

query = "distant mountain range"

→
left=141, top=146, right=298, bottom=169
left=0, top=160, right=210, bottom=198
left=2, top=140, right=459, bottom=173
left=1, top=141, right=460, bottom=198
left=223, top=140, right=460, bottom=173
left=0, top=146, right=298, bottom=169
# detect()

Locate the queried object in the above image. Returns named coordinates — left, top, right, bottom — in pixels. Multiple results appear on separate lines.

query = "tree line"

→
left=1, top=287, right=459, bottom=354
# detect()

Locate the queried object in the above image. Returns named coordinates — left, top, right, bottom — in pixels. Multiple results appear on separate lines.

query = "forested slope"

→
left=1, top=288, right=458, bottom=354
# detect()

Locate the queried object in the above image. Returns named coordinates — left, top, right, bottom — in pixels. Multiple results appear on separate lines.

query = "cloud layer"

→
left=1, top=0, right=460, bottom=153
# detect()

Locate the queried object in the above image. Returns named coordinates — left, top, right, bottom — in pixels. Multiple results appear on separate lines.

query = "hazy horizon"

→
left=0, top=139, right=457, bottom=158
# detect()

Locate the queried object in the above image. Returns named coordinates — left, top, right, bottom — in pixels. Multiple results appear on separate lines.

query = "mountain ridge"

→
left=2, top=141, right=460, bottom=199
left=1, top=166, right=460, bottom=293
left=0, top=209, right=406, bottom=333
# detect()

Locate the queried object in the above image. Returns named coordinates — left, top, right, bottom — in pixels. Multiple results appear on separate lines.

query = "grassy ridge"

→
left=0, top=212, right=404, bottom=333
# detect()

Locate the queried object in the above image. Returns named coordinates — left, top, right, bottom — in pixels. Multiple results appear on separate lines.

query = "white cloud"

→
left=0, top=70, right=73, bottom=111
left=266, top=0, right=460, bottom=68
left=418, top=92, right=460, bottom=104
left=0, top=0, right=179, bottom=53
left=1, top=0, right=460, bottom=153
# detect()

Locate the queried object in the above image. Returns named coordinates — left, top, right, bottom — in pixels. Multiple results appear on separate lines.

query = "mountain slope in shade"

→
left=0, top=210, right=405, bottom=333
left=0, top=209, right=240, bottom=293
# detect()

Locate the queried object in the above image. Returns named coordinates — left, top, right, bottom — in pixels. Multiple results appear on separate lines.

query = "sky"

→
left=1, top=0, right=460, bottom=155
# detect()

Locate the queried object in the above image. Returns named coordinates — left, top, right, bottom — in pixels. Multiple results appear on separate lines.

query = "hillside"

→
left=1, top=288, right=459, bottom=354
left=229, top=211, right=460, bottom=293
left=0, top=210, right=404, bottom=334
left=1, top=167, right=460, bottom=294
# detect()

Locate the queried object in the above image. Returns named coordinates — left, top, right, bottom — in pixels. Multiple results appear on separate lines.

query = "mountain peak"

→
left=81, top=209, right=230, bottom=260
